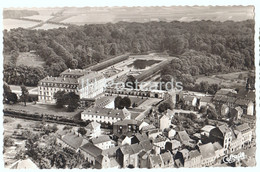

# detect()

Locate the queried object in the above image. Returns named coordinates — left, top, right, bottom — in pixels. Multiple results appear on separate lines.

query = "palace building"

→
left=38, top=69, right=106, bottom=103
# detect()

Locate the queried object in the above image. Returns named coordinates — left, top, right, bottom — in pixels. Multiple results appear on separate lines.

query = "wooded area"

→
left=3, top=20, right=254, bottom=86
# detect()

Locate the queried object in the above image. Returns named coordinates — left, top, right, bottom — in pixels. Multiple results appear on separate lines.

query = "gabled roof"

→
left=184, top=96, right=196, bottom=102
left=86, top=121, right=101, bottom=130
left=199, top=142, right=216, bottom=159
left=235, top=99, right=252, bottom=106
left=10, top=159, right=38, bottom=169
left=235, top=123, right=251, bottom=134
left=80, top=143, right=102, bottom=158
left=91, top=135, right=111, bottom=144
left=176, top=131, right=190, bottom=143
left=142, top=124, right=156, bottom=131
left=140, top=140, right=153, bottom=151
left=114, top=119, right=137, bottom=126
left=149, top=154, right=163, bottom=167
left=154, top=135, right=168, bottom=143
left=188, top=150, right=201, bottom=159
left=61, top=132, right=85, bottom=149
left=215, top=89, right=237, bottom=96
left=200, top=96, right=212, bottom=103
left=218, top=124, right=231, bottom=136
left=236, top=89, right=255, bottom=102
left=133, top=133, right=148, bottom=142
left=213, top=142, right=223, bottom=151
left=82, top=107, right=131, bottom=119
left=161, top=152, right=173, bottom=163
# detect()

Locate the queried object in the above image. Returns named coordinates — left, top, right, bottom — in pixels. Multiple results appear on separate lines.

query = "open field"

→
left=3, top=19, right=39, bottom=30
left=34, top=23, right=67, bottom=30
left=195, top=70, right=254, bottom=88
left=23, top=15, right=53, bottom=21
left=61, top=13, right=115, bottom=25
left=4, top=52, right=45, bottom=67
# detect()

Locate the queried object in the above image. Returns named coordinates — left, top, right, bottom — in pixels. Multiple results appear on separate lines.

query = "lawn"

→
left=4, top=52, right=45, bottom=67
left=195, top=71, right=254, bottom=88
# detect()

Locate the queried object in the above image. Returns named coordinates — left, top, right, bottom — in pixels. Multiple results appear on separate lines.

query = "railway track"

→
left=3, top=111, right=84, bottom=127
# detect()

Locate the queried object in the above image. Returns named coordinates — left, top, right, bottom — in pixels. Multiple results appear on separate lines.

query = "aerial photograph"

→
left=2, top=6, right=256, bottom=169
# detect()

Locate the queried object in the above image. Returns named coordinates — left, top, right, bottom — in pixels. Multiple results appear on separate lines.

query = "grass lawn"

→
left=4, top=52, right=45, bottom=67
left=196, top=71, right=254, bottom=88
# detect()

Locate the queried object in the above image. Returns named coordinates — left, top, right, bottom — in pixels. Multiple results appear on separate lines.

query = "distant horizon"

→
left=3, top=6, right=254, bottom=23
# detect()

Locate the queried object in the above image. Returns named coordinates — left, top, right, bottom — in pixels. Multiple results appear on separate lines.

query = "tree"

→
left=4, top=136, right=14, bottom=147
left=54, top=91, right=66, bottom=108
left=17, top=124, right=22, bottom=129
left=20, top=85, right=29, bottom=106
left=199, top=81, right=209, bottom=93
left=120, top=97, right=131, bottom=109
left=77, top=127, right=87, bottom=136
left=66, top=92, right=80, bottom=112
left=125, top=75, right=137, bottom=89
left=158, top=102, right=172, bottom=113
left=114, top=96, right=122, bottom=109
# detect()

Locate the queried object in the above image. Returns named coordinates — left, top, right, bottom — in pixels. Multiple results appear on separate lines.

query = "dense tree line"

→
left=3, top=64, right=47, bottom=86
left=3, top=20, right=254, bottom=87
left=3, top=10, right=39, bottom=19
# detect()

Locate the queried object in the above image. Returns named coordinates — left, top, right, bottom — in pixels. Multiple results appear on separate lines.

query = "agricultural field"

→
left=34, top=23, right=67, bottom=30
left=60, top=13, right=115, bottom=25
left=23, top=15, right=54, bottom=22
left=195, top=70, right=254, bottom=88
left=3, top=19, right=39, bottom=30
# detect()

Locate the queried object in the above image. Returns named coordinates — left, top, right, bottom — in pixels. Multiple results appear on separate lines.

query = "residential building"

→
left=199, top=143, right=216, bottom=167
left=159, top=115, right=171, bottom=131
left=131, top=133, right=149, bottom=144
left=81, top=107, right=131, bottom=124
left=148, top=154, right=164, bottom=168
left=209, top=124, right=233, bottom=153
left=183, top=96, right=197, bottom=107
left=153, top=135, right=169, bottom=149
left=113, top=119, right=138, bottom=136
left=234, top=123, right=252, bottom=147
left=91, top=135, right=114, bottom=150
left=116, top=144, right=143, bottom=168
left=184, top=150, right=202, bottom=168
left=161, top=152, right=174, bottom=167
left=213, top=142, right=225, bottom=159
left=56, top=132, right=88, bottom=152
left=10, top=158, right=39, bottom=169
left=86, top=121, right=101, bottom=138
left=79, top=143, right=103, bottom=165
left=198, top=96, right=213, bottom=109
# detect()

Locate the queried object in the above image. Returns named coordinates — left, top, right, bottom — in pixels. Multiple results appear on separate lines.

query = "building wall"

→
left=81, top=113, right=121, bottom=124
left=184, top=156, right=202, bottom=168
left=38, top=84, right=78, bottom=103
left=94, top=141, right=113, bottom=150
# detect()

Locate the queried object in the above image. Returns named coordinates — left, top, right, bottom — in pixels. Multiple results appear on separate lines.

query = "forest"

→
left=3, top=20, right=254, bottom=87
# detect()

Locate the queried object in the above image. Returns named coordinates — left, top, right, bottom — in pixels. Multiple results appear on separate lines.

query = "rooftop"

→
left=80, top=143, right=102, bottom=158
left=40, top=76, right=78, bottom=85
left=199, top=142, right=216, bottom=159
left=82, top=107, right=131, bottom=119
left=61, top=132, right=86, bottom=150
left=235, top=123, right=251, bottom=134
left=91, top=135, right=111, bottom=144
left=114, top=119, right=137, bottom=126
left=10, top=159, right=38, bottom=169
